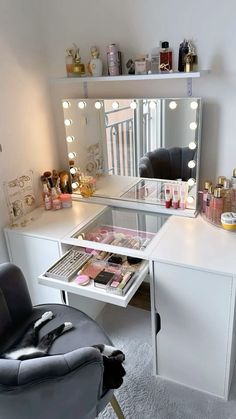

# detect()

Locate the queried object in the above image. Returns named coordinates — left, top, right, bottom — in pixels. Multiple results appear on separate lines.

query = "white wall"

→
left=0, top=0, right=60, bottom=262
left=39, top=0, right=236, bottom=186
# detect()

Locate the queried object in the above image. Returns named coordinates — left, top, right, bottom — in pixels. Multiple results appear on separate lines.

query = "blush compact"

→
left=75, top=274, right=91, bottom=286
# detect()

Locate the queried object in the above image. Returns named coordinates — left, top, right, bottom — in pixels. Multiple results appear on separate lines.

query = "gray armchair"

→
left=139, top=146, right=196, bottom=181
left=0, top=263, right=124, bottom=419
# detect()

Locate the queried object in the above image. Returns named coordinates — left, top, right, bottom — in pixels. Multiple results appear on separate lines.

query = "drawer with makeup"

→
left=38, top=206, right=169, bottom=307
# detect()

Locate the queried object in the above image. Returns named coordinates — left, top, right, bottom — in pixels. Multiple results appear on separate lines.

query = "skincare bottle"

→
left=180, top=185, right=187, bottom=210
left=42, top=183, right=52, bottom=210
left=51, top=187, right=62, bottom=210
left=89, top=46, right=103, bottom=77
left=205, top=185, right=214, bottom=220
left=65, top=48, right=75, bottom=77
left=159, top=41, right=172, bottom=72
left=72, top=48, right=85, bottom=77
left=172, top=185, right=179, bottom=209
left=202, top=181, right=212, bottom=213
left=223, top=179, right=232, bottom=213
left=231, top=168, right=236, bottom=212
left=164, top=184, right=172, bottom=208
left=212, top=188, right=223, bottom=224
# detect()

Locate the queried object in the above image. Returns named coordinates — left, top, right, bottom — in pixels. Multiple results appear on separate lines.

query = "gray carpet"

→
left=97, top=305, right=236, bottom=419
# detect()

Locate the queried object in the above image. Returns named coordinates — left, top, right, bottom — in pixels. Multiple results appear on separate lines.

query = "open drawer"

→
left=38, top=247, right=149, bottom=307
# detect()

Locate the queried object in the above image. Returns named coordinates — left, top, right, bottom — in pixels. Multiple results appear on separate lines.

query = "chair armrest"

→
left=0, top=347, right=103, bottom=387
left=0, top=348, right=106, bottom=419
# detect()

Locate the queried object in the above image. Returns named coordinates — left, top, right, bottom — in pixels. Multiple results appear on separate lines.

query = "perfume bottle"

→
left=159, top=41, right=172, bottom=72
left=107, top=44, right=122, bottom=76
left=89, top=46, right=103, bottom=77
left=65, top=48, right=75, bottom=77
left=184, top=41, right=198, bottom=72
left=178, top=40, right=189, bottom=72
left=72, top=48, right=85, bottom=77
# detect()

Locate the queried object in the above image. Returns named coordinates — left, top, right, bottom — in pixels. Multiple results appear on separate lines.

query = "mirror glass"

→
left=62, top=97, right=201, bottom=211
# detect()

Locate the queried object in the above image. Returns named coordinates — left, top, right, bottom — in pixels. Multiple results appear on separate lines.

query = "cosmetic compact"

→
left=221, top=212, right=236, bottom=231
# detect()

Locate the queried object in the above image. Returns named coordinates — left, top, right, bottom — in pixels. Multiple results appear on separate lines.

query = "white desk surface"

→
left=4, top=202, right=106, bottom=241
left=152, top=215, right=236, bottom=276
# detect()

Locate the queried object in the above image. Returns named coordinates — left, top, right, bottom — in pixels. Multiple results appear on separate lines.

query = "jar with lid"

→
left=159, top=41, right=172, bottom=72
left=107, top=44, right=122, bottom=76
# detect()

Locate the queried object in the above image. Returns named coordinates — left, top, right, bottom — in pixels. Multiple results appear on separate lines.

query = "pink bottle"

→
left=212, top=188, right=223, bottom=225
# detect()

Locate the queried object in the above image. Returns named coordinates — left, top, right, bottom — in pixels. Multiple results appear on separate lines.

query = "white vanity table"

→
left=5, top=73, right=235, bottom=399
left=4, top=202, right=236, bottom=400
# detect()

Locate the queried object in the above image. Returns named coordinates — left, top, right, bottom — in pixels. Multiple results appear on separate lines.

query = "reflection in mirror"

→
left=62, top=98, right=201, bottom=211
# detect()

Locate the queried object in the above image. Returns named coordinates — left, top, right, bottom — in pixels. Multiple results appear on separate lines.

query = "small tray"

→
left=45, top=248, right=92, bottom=282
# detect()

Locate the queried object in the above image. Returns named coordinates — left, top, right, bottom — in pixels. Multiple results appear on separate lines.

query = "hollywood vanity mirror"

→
left=62, top=97, right=202, bottom=215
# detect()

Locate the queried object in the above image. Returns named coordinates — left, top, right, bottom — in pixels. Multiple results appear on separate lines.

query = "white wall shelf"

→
left=51, top=70, right=209, bottom=97
left=52, top=70, right=209, bottom=84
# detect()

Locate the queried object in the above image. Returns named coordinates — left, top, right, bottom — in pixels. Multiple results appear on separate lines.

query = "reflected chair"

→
left=0, top=262, right=125, bottom=419
left=139, top=146, right=196, bottom=181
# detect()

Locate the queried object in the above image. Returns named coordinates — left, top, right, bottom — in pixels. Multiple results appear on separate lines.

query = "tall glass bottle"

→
left=202, top=181, right=212, bottom=213
left=159, top=41, right=172, bottom=72
left=223, top=179, right=232, bottom=213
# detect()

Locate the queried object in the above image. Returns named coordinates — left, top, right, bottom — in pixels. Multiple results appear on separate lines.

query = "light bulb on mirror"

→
left=149, top=101, right=156, bottom=109
left=62, top=101, right=71, bottom=109
left=68, top=152, right=76, bottom=159
left=187, top=196, right=195, bottom=204
left=130, top=101, right=137, bottom=109
left=78, top=101, right=86, bottom=109
left=112, top=101, right=119, bottom=110
left=189, top=141, right=197, bottom=150
left=66, top=136, right=75, bottom=143
left=70, top=167, right=77, bottom=175
left=187, top=178, right=195, bottom=187
left=64, top=119, right=72, bottom=126
left=188, top=160, right=196, bottom=169
left=72, top=182, right=79, bottom=190
left=169, top=101, right=177, bottom=110
left=95, top=101, right=102, bottom=109
left=190, top=101, right=198, bottom=110
left=190, top=122, right=197, bottom=130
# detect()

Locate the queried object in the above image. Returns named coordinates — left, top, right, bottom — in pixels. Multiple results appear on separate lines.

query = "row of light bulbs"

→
left=64, top=118, right=198, bottom=132
left=62, top=100, right=199, bottom=111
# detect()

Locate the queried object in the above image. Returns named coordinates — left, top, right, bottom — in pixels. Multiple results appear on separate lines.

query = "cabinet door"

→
left=154, top=262, right=233, bottom=398
left=6, top=232, right=62, bottom=305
